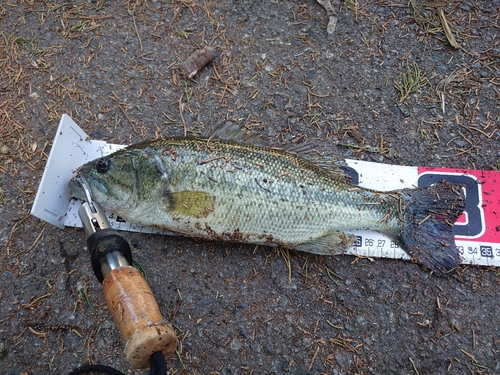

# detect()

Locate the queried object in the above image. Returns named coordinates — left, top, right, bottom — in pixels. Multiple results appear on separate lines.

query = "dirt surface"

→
left=1, top=1, right=500, bottom=374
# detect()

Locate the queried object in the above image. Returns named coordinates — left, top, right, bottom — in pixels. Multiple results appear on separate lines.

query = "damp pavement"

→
left=0, top=1, right=499, bottom=374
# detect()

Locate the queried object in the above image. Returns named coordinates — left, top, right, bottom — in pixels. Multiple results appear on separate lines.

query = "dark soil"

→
left=1, top=1, right=499, bottom=374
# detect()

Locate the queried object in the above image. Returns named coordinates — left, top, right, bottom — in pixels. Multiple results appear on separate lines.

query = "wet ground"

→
left=1, top=1, right=499, bottom=374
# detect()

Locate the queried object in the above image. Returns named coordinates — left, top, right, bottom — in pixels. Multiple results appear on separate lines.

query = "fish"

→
left=69, top=136, right=465, bottom=277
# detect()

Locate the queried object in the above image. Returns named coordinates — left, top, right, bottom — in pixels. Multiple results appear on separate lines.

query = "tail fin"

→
left=400, top=181, right=465, bottom=277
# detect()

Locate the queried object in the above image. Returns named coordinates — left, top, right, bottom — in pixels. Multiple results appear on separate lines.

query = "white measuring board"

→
left=31, top=115, right=500, bottom=267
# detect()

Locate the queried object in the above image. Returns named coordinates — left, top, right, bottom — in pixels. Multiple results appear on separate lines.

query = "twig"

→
left=178, top=93, right=187, bottom=136
left=409, top=357, right=420, bottom=375
left=117, top=104, right=139, bottom=135
left=437, top=7, right=459, bottom=49
left=308, top=346, right=320, bottom=370
left=13, top=228, right=45, bottom=256
left=181, top=47, right=216, bottom=79
left=130, top=7, right=143, bottom=51
left=316, top=0, right=338, bottom=34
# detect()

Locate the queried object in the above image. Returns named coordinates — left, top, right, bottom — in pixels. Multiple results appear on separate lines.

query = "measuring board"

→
left=31, top=115, right=500, bottom=267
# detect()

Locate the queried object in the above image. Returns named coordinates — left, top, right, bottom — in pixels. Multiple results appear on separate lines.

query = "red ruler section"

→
left=418, top=167, right=500, bottom=264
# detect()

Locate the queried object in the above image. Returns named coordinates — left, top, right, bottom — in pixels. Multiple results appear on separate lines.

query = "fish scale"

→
left=69, top=137, right=465, bottom=276
left=150, top=139, right=399, bottom=245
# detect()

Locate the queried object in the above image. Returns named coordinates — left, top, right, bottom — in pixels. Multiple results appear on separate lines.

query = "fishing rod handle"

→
left=103, top=265, right=178, bottom=369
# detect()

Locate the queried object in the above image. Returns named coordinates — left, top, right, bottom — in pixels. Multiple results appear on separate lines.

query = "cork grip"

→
left=102, top=266, right=178, bottom=369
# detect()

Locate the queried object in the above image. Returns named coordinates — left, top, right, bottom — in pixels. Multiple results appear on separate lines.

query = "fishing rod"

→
left=68, top=179, right=177, bottom=375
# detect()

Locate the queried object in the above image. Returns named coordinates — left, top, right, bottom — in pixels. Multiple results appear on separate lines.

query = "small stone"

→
left=229, top=338, right=242, bottom=351
left=264, top=344, right=275, bottom=355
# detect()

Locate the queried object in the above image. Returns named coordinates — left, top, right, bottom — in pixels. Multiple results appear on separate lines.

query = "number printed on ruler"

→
left=458, top=244, right=499, bottom=258
left=348, top=232, right=409, bottom=260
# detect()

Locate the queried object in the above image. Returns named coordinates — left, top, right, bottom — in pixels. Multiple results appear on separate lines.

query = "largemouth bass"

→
left=69, top=137, right=465, bottom=276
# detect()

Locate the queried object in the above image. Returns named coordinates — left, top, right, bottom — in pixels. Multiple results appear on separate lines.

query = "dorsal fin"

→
left=201, top=121, right=263, bottom=145
left=282, top=141, right=352, bottom=183
left=202, top=122, right=351, bottom=183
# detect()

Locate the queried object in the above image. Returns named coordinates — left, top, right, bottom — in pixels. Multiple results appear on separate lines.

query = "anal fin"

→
left=293, top=230, right=356, bottom=255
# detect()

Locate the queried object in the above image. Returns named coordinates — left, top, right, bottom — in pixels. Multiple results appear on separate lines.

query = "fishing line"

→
left=68, top=350, right=167, bottom=375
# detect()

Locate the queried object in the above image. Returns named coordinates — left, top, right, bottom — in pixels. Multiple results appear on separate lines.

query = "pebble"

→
left=344, top=323, right=355, bottom=332
left=3, top=271, right=13, bottom=278
left=334, top=352, right=353, bottom=368
left=264, top=343, right=275, bottom=355
left=229, top=338, right=242, bottom=351
left=480, top=70, right=489, bottom=78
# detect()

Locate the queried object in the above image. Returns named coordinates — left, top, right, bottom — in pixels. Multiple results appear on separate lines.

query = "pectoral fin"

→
left=293, top=230, right=356, bottom=255
left=166, top=191, right=215, bottom=218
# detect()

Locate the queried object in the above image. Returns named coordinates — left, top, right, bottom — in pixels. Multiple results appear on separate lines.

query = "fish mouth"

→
left=68, top=174, right=109, bottom=203
left=68, top=177, right=86, bottom=201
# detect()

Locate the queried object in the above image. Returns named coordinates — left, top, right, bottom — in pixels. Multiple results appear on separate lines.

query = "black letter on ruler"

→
left=418, top=174, right=482, bottom=237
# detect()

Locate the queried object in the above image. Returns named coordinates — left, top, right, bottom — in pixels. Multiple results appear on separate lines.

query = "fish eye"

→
left=95, top=158, right=109, bottom=173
